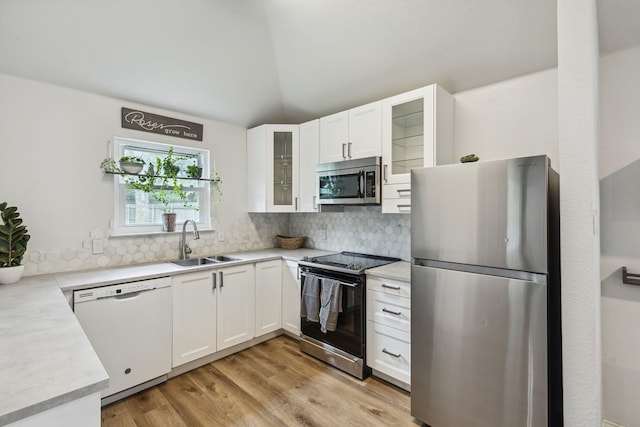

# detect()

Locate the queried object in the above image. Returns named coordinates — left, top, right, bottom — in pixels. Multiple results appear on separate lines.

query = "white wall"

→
left=599, top=46, right=640, bottom=427
left=0, top=73, right=287, bottom=275
left=453, top=68, right=559, bottom=169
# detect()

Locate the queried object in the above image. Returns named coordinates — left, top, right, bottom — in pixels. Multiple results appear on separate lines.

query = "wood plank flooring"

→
left=101, top=335, right=421, bottom=426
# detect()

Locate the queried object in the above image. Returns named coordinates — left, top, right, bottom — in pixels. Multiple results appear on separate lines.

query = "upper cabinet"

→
left=319, top=101, right=382, bottom=163
left=299, top=119, right=320, bottom=212
left=247, top=124, right=300, bottom=213
left=381, top=85, right=454, bottom=213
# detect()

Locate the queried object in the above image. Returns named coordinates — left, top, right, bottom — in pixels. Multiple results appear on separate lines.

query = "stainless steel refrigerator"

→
left=410, top=155, right=563, bottom=427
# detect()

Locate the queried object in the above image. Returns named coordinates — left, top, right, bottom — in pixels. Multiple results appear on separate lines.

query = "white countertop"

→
left=0, top=276, right=109, bottom=426
left=366, top=261, right=411, bottom=282
left=0, top=247, right=334, bottom=425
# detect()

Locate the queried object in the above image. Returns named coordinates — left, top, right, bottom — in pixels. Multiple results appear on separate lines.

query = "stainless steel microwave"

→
left=316, top=156, right=381, bottom=205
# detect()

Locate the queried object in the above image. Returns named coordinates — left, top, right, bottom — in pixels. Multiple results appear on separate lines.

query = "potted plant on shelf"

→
left=118, top=156, right=145, bottom=174
left=100, top=147, right=223, bottom=232
left=0, top=202, right=31, bottom=285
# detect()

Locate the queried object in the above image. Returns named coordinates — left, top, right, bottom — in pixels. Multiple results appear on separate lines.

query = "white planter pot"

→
left=0, top=265, right=25, bottom=285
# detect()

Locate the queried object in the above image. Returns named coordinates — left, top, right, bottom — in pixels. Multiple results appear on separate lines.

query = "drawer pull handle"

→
left=397, top=189, right=411, bottom=194
left=382, top=348, right=401, bottom=358
left=381, top=284, right=401, bottom=290
left=382, top=308, right=402, bottom=316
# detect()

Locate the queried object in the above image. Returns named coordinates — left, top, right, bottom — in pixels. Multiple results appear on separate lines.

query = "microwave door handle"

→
left=359, top=170, right=365, bottom=198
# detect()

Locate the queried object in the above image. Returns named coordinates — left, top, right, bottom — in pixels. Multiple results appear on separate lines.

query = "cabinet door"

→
left=382, top=85, right=454, bottom=185
left=247, top=125, right=300, bottom=213
left=217, top=263, right=256, bottom=351
left=172, top=271, right=217, bottom=367
left=268, top=125, right=300, bottom=212
left=282, top=260, right=301, bottom=336
left=348, top=101, right=382, bottom=160
left=319, top=110, right=349, bottom=163
left=299, top=119, right=319, bottom=212
left=255, top=260, right=283, bottom=337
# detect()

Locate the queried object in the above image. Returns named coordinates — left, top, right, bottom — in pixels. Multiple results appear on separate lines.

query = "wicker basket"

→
left=276, top=235, right=306, bottom=249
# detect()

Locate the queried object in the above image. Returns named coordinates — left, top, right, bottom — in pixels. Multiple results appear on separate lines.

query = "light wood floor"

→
left=101, top=335, right=421, bottom=426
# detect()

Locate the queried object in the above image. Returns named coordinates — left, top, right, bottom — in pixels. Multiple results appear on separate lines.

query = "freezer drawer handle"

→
left=382, top=348, right=401, bottom=358
left=381, top=283, right=401, bottom=290
left=382, top=308, right=402, bottom=316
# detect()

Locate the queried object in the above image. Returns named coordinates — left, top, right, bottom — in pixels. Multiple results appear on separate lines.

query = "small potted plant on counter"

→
left=0, top=202, right=30, bottom=285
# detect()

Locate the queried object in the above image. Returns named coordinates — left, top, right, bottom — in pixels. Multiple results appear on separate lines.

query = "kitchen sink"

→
left=206, top=255, right=239, bottom=262
left=170, top=255, right=239, bottom=267
left=171, top=258, right=220, bottom=267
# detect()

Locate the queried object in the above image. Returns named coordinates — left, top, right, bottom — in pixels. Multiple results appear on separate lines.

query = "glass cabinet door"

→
left=273, top=131, right=293, bottom=207
left=391, top=98, right=425, bottom=176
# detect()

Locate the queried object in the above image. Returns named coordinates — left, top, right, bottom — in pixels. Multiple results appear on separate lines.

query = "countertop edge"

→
left=365, top=261, right=411, bottom=282
left=0, top=378, right=108, bottom=426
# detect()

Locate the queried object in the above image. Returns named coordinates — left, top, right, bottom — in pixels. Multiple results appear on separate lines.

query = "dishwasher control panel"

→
left=74, top=276, right=171, bottom=303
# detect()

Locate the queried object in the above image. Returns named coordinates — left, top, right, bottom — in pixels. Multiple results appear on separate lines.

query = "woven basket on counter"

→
left=276, top=235, right=306, bottom=249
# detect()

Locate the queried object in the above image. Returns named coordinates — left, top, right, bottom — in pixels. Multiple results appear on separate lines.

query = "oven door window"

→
left=318, top=173, right=361, bottom=200
left=301, top=277, right=364, bottom=357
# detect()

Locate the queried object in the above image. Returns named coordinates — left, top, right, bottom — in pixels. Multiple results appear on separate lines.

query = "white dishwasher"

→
left=74, top=276, right=172, bottom=404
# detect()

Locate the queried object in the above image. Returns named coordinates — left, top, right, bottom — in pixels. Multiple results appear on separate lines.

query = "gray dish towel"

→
left=301, top=274, right=320, bottom=322
left=320, top=279, right=342, bottom=333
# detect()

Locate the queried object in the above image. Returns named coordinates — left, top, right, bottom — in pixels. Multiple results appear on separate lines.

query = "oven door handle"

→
left=300, top=272, right=359, bottom=288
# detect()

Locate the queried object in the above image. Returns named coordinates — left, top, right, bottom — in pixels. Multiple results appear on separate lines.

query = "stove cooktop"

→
left=299, top=251, right=400, bottom=274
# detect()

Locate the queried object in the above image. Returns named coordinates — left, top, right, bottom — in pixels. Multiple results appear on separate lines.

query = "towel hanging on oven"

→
left=301, top=273, right=320, bottom=322
left=319, top=279, right=342, bottom=333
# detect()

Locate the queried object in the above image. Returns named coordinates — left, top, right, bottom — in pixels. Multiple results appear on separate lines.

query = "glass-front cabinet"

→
left=381, top=84, right=454, bottom=213
left=247, top=124, right=300, bottom=212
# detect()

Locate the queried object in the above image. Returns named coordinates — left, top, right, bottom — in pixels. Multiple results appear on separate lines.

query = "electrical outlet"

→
left=217, top=231, right=225, bottom=242
left=92, top=239, right=104, bottom=255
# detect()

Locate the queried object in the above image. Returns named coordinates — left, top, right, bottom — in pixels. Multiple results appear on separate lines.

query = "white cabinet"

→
left=319, top=101, right=382, bottom=163
left=172, top=263, right=256, bottom=366
left=255, top=260, right=283, bottom=337
left=299, top=119, right=320, bottom=212
left=282, top=260, right=301, bottom=336
left=381, top=84, right=454, bottom=213
left=366, top=275, right=411, bottom=390
left=172, top=270, right=218, bottom=367
left=247, top=124, right=300, bottom=212
left=217, top=263, right=256, bottom=351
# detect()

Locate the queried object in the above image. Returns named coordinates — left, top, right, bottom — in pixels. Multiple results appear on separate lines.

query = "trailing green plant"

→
left=119, top=156, right=145, bottom=164
left=100, top=147, right=223, bottom=211
left=0, top=202, right=31, bottom=267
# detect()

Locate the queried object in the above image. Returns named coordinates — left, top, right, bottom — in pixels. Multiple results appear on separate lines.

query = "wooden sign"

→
left=121, top=108, right=203, bottom=141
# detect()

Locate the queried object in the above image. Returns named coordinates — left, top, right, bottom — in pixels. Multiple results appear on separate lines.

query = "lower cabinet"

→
left=216, top=263, right=256, bottom=351
left=255, top=260, right=283, bottom=337
left=366, top=275, right=411, bottom=389
left=282, top=260, right=301, bottom=336
left=172, top=270, right=218, bottom=367
left=172, top=263, right=256, bottom=367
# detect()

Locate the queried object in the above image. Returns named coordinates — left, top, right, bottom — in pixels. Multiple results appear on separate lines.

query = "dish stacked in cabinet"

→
left=366, top=275, right=411, bottom=391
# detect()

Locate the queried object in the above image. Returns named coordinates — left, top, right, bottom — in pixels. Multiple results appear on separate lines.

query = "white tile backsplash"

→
left=23, top=208, right=409, bottom=276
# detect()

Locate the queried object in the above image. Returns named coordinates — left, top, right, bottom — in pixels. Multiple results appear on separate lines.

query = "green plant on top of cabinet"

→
left=381, top=84, right=454, bottom=214
left=247, top=124, right=300, bottom=213
left=319, top=101, right=382, bottom=163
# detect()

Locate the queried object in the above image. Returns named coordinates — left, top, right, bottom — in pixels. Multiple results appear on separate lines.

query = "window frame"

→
left=111, top=137, right=212, bottom=235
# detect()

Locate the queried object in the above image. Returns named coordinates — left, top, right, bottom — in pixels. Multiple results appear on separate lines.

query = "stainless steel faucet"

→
left=179, top=220, right=200, bottom=259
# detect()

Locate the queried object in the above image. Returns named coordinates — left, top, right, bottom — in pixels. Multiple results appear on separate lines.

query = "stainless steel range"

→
left=298, top=252, right=400, bottom=379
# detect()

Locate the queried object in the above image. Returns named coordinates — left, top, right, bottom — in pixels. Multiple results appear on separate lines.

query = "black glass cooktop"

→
left=299, top=252, right=400, bottom=274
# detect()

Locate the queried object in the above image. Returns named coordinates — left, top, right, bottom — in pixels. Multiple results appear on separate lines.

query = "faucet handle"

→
left=185, top=245, right=192, bottom=255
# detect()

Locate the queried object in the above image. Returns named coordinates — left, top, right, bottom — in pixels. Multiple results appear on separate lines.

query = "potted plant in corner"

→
left=0, top=202, right=30, bottom=285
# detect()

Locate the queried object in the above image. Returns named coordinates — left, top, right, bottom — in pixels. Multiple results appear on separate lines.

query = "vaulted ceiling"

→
left=0, top=0, right=638, bottom=128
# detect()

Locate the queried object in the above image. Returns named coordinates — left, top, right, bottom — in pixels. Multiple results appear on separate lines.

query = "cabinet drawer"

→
left=366, top=290, right=410, bottom=333
left=382, top=183, right=411, bottom=199
left=367, top=276, right=410, bottom=298
left=366, top=321, right=411, bottom=385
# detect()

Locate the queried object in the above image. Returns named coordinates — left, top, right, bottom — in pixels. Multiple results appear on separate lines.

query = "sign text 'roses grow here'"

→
left=121, top=108, right=203, bottom=141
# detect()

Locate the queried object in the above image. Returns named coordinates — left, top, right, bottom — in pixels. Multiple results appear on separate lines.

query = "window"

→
left=111, top=137, right=212, bottom=234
